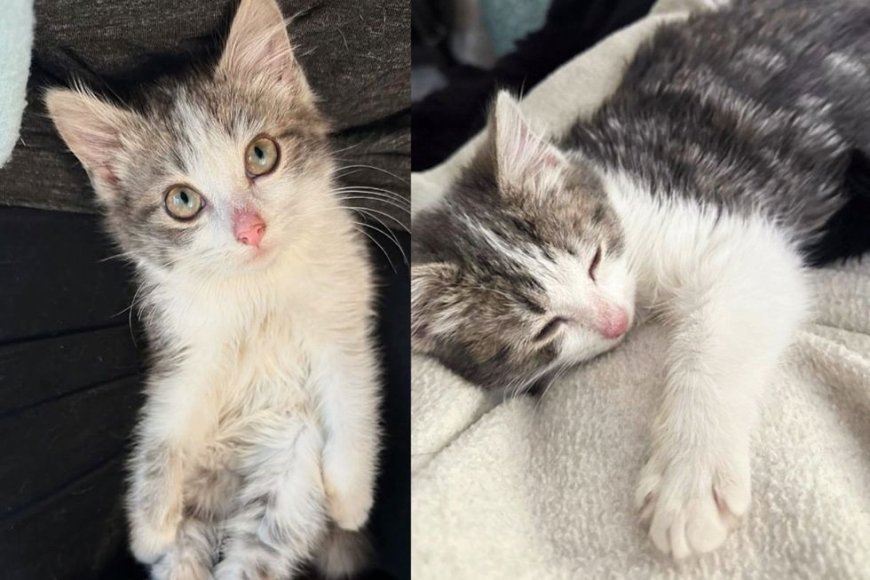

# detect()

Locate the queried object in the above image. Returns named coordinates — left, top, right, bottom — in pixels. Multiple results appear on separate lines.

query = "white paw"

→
left=129, top=511, right=181, bottom=564
left=636, top=445, right=750, bottom=559
left=324, top=478, right=374, bottom=532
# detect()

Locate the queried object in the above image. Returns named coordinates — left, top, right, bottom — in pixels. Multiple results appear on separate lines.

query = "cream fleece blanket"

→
left=410, top=1, right=870, bottom=578
left=0, top=0, right=34, bottom=168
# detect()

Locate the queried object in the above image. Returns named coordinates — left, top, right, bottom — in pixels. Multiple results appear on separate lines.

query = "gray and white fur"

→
left=413, top=0, right=869, bottom=559
left=47, top=0, right=381, bottom=577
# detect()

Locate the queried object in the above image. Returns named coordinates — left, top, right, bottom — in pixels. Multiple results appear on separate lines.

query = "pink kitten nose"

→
left=598, top=306, right=629, bottom=339
left=234, top=211, right=266, bottom=248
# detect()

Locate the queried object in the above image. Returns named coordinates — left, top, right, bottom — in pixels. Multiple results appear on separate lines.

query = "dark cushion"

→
left=411, top=0, right=655, bottom=171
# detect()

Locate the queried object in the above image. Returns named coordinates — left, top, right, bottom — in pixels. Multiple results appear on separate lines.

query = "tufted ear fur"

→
left=217, top=0, right=315, bottom=105
left=411, top=262, right=461, bottom=353
left=488, top=91, right=569, bottom=193
left=45, top=87, right=135, bottom=201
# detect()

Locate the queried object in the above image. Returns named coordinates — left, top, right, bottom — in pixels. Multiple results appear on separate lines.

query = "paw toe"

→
left=131, top=527, right=176, bottom=564
left=328, top=487, right=373, bottom=531
left=714, top=469, right=751, bottom=518
left=648, top=509, right=672, bottom=555
left=686, top=499, right=728, bottom=554
left=635, top=471, right=661, bottom=512
left=332, top=501, right=371, bottom=531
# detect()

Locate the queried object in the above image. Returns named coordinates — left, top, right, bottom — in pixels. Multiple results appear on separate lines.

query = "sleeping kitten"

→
left=47, top=0, right=380, bottom=577
left=413, top=0, right=870, bottom=559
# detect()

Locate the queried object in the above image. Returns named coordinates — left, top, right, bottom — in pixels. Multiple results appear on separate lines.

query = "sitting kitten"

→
left=412, top=0, right=869, bottom=559
left=47, top=0, right=380, bottom=577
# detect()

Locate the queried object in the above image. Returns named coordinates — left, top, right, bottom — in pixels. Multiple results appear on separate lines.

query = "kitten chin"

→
left=47, top=0, right=382, bottom=576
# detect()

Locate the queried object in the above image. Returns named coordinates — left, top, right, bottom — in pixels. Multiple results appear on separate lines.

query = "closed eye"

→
left=589, top=246, right=602, bottom=280
left=534, top=317, right=566, bottom=342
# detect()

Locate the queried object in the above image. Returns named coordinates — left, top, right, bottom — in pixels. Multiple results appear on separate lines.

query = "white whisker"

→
left=334, top=163, right=409, bottom=184
left=343, top=209, right=409, bottom=266
left=353, top=221, right=397, bottom=273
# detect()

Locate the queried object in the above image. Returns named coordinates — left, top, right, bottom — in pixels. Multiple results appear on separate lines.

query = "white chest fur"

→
left=139, top=254, right=350, bottom=445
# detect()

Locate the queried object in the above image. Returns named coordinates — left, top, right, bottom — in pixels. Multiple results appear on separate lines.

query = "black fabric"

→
left=0, top=0, right=410, bottom=229
left=807, top=148, right=870, bottom=265
left=411, top=0, right=656, bottom=171
left=0, top=207, right=409, bottom=580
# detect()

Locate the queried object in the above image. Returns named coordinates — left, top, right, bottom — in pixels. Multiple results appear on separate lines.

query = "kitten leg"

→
left=128, top=440, right=186, bottom=564
left=153, top=464, right=240, bottom=579
left=635, top=222, right=808, bottom=558
left=214, top=415, right=328, bottom=579
left=128, top=371, right=216, bottom=564
left=311, top=344, right=381, bottom=532
left=151, top=515, right=220, bottom=580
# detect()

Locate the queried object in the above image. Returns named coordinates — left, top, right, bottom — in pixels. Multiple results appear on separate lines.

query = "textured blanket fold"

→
left=411, top=0, right=870, bottom=577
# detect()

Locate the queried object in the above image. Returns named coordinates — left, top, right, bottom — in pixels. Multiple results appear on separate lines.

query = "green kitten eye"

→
left=245, top=135, right=279, bottom=176
left=164, top=185, right=204, bottom=220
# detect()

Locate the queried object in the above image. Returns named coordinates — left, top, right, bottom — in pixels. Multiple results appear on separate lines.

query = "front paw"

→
left=323, top=472, right=374, bottom=531
left=129, top=507, right=182, bottom=564
left=635, top=444, right=751, bottom=559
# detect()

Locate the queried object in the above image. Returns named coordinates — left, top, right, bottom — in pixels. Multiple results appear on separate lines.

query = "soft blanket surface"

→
left=0, top=0, right=34, bottom=167
left=410, top=1, right=870, bottom=577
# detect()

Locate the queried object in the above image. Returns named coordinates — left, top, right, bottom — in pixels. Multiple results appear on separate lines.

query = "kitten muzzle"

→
left=597, top=304, right=629, bottom=339
left=233, top=210, right=267, bottom=248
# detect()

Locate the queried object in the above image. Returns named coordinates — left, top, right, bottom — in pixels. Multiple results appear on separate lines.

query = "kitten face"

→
left=413, top=93, right=636, bottom=392
left=47, top=0, right=332, bottom=278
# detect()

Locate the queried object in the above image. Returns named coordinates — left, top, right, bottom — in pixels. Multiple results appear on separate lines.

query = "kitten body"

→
left=47, top=0, right=380, bottom=578
left=413, top=0, right=869, bottom=560
left=136, top=201, right=377, bottom=579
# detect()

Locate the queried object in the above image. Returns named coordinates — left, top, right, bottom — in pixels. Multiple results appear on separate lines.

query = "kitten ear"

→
left=218, top=0, right=314, bottom=101
left=489, top=91, right=568, bottom=191
left=411, top=262, right=460, bottom=353
left=45, top=87, right=134, bottom=196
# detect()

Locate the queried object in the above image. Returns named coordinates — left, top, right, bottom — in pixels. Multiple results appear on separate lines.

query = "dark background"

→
left=0, top=0, right=409, bottom=578
left=411, top=0, right=656, bottom=170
